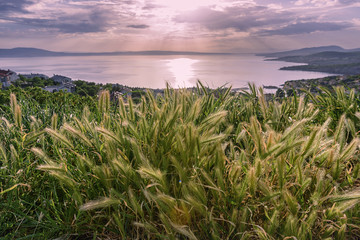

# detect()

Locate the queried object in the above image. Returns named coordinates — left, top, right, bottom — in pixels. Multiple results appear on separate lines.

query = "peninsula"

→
left=262, top=46, right=360, bottom=75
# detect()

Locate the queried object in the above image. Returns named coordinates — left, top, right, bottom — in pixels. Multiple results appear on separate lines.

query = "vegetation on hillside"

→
left=268, top=51, right=360, bottom=75
left=1, top=83, right=360, bottom=239
left=14, top=75, right=60, bottom=88
left=276, top=51, right=360, bottom=65
left=280, top=63, right=360, bottom=75
left=282, top=75, right=360, bottom=95
left=10, top=75, right=147, bottom=100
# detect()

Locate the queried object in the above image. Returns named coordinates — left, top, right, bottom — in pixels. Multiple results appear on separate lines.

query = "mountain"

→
left=274, top=51, right=360, bottom=65
left=272, top=51, right=360, bottom=75
left=259, top=45, right=360, bottom=75
left=0, top=47, right=228, bottom=57
left=259, top=45, right=346, bottom=58
left=0, top=48, right=69, bottom=57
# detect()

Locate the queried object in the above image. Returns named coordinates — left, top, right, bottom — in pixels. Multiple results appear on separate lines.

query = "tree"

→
left=286, top=88, right=294, bottom=97
left=275, top=88, right=285, bottom=98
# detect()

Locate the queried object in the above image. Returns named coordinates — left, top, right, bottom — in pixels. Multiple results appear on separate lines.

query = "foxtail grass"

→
left=0, top=83, right=360, bottom=239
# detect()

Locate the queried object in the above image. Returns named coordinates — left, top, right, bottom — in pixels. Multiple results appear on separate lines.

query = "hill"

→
left=259, top=45, right=346, bottom=58
left=274, top=51, right=360, bottom=75
left=282, top=74, right=360, bottom=94
left=275, top=51, right=360, bottom=65
left=0, top=47, right=69, bottom=57
left=0, top=47, right=227, bottom=57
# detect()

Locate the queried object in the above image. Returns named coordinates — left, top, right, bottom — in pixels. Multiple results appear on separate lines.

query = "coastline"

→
left=266, top=51, right=360, bottom=76
left=0, top=54, right=334, bottom=90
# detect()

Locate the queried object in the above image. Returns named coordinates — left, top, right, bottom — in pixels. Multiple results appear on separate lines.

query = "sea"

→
left=0, top=54, right=333, bottom=90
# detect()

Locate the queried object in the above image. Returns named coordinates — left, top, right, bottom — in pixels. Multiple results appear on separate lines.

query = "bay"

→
left=0, top=54, right=333, bottom=89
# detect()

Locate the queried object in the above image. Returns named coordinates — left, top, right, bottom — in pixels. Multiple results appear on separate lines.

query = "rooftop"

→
left=0, top=69, right=13, bottom=77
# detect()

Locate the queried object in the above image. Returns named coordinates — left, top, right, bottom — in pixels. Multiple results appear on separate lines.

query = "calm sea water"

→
left=0, top=54, right=333, bottom=89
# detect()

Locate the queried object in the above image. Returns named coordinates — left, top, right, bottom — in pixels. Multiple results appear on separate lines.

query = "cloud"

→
left=127, top=24, right=150, bottom=29
left=0, top=0, right=143, bottom=35
left=294, top=0, right=359, bottom=7
left=295, top=0, right=337, bottom=6
left=0, top=0, right=359, bottom=52
left=174, top=6, right=293, bottom=32
left=173, top=3, right=355, bottom=38
left=258, top=21, right=352, bottom=36
left=0, top=0, right=37, bottom=14
left=142, top=3, right=163, bottom=10
left=6, top=6, right=114, bottom=34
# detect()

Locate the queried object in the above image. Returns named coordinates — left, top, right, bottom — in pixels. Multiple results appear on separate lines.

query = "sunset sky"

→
left=0, top=0, right=359, bottom=53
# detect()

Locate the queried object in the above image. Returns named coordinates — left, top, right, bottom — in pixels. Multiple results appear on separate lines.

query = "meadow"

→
left=0, top=84, right=360, bottom=239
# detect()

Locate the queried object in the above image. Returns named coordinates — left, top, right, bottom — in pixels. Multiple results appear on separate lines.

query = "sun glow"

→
left=166, top=58, right=199, bottom=88
left=154, top=0, right=219, bottom=11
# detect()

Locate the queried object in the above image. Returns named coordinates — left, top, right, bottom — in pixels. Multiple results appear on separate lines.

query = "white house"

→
left=44, top=81, right=76, bottom=93
left=0, top=69, right=19, bottom=88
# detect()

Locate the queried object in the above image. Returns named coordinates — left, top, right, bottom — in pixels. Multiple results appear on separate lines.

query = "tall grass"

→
left=0, top=84, right=359, bottom=239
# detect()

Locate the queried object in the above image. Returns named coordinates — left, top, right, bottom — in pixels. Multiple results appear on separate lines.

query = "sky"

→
left=0, top=0, right=359, bottom=53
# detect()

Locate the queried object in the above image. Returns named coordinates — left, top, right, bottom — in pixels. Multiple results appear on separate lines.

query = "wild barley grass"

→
left=0, top=85, right=360, bottom=239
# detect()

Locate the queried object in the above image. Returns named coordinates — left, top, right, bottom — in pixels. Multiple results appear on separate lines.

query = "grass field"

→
left=1, top=84, right=360, bottom=239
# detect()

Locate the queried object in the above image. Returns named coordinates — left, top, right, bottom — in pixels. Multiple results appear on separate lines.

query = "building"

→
left=51, top=75, right=72, bottom=83
left=0, top=69, right=19, bottom=88
left=44, top=82, right=76, bottom=93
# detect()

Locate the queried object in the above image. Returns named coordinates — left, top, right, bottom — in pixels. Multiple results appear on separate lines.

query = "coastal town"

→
left=0, top=69, right=19, bottom=88
left=0, top=68, right=141, bottom=98
left=0, top=69, right=75, bottom=92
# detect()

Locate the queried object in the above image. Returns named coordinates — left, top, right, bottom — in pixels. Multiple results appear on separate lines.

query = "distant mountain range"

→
left=0, top=47, right=228, bottom=57
left=259, top=45, right=360, bottom=58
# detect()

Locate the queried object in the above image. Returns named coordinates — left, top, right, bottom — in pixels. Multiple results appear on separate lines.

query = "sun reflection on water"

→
left=166, top=58, right=199, bottom=88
